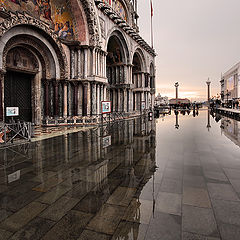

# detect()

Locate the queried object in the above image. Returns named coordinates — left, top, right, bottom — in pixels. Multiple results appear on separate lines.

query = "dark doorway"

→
left=4, top=71, right=33, bottom=122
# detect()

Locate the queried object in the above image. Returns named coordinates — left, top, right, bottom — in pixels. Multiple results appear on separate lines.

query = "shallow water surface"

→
left=0, top=110, right=240, bottom=240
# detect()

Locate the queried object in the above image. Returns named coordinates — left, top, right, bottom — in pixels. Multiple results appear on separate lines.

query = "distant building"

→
left=221, top=63, right=240, bottom=102
left=154, top=94, right=169, bottom=106
left=169, top=98, right=190, bottom=105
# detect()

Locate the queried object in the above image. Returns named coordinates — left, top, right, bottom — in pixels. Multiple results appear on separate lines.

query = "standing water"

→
left=0, top=109, right=240, bottom=240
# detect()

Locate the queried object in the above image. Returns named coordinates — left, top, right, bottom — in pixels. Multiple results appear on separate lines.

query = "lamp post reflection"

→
left=207, top=108, right=211, bottom=131
left=175, top=110, right=179, bottom=129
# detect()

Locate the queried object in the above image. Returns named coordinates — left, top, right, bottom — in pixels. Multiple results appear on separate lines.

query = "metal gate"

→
left=4, top=71, right=32, bottom=122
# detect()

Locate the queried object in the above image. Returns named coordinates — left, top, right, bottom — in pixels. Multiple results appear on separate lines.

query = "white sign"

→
left=8, top=170, right=21, bottom=183
left=141, top=101, right=146, bottom=110
left=6, top=107, right=19, bottom=117
left=102, top=101, right=111, bottom=114
left=103, top=135, right=111, bottom=148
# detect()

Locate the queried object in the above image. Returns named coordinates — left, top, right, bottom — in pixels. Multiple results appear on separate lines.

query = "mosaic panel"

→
left=0, top=0, right=75, bottom=40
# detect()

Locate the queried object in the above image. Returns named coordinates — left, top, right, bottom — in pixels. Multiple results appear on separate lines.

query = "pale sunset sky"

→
left=138, top=0, right=240, bottom=101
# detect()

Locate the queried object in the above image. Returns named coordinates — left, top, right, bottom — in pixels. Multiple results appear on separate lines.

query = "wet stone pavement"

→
left=0, top=110, right=240, bottom=240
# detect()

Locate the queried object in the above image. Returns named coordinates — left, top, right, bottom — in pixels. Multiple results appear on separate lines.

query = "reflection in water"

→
left=220, top=117, right=240, bottom=147
left=0, top=118, right=156, bottom=239
left=207, top=108, right=211, bottom=131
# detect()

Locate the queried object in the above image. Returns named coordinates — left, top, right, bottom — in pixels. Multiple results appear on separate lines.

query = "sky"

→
left=138, top=0, right=240, bottom=101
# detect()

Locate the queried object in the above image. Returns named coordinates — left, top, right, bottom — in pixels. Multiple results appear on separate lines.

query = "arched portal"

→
left=0, top=26, right=67, bottom=125
left=132, top=52, right=144, bottom=111
left=106, top=31, right=130, bottom=113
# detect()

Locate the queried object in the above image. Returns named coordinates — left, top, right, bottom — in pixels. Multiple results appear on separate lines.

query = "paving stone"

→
left=182, top=205, right=219, bottom=237
left=0, top=228, right=12, bottom=240
left=106, top=186, right=136, bottom=207
left=223, top=168, right=240, bottom=180
left=183, top=175, right=207, bottom=188
left=0, top=202, right=47, bottom=232
left=40, top=196, right=79, bottom=221
left=86, top=204, right=126, bottom=235
left=212, top=199, right=240, bottom=226
left=156, top=191, right=181, bottom=216
left=111, top=220, right=148, bottom=240
left=160, top=177, right=182, bottom=194
left=229, top=179, right=240, bottom=193
left=163, top=168, right=183, bottom=180
left=122, top=198, right=152, bottom=224
left=36, top=184, right=71, bottom=204
left=184, top=166, right=203, bottom=176
left=207, top=183, right=239, bottom=201
left=182, top=232, right=220, bottom=240
left=41, top=210, right=93, bottom=240
left=183, top=187, right=211, bottom=208
left=5, top=190, right=42, bottom=212
left=9, top=217, right=55, bottom=240
left=73, top=191, right=108, bottom=214
left=145, top=211, right=181, bottom=240
left=77, top=230, right=111, bottom=240
left=0, top=209, right=13, bottom=222
left=204, top=171, right=228, bottom=182
left=218, top=223, right=240, bottom=240
left=137, top=182, right=161, bottom=201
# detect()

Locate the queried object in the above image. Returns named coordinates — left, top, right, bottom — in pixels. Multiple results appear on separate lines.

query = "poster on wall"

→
left=141, top=101, right=146, bottom=110
left=1, top=0, right=75, bottom=40
left=6, top=107, right=19, bottom=117
left=102, top=135, right=111, bottom=148
left=102, top=101, right=111, bottom=114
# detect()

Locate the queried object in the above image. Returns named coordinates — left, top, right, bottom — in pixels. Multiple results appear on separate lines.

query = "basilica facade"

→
left=0, top=0, right=156, bottom=126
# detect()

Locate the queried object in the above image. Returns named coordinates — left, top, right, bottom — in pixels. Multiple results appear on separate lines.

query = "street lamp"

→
left=206, top=78, right=211, bottom=106
left=174, top=82, right=179, bottom=105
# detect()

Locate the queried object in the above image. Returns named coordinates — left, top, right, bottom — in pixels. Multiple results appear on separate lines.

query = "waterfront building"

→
left=220, top=63, right=240, bottom=102
left=169, top=98, right=190, bottom=106
left=154, top=93, right=169, bottom=106
left=0, top=0, right=156, bottom=126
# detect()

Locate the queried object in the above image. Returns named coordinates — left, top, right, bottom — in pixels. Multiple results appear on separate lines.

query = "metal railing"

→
left=0, top=122, right=33, bottom=145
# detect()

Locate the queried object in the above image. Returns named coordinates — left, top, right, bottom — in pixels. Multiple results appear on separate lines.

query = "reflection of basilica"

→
left=0, top=118, right=156, bottom=239
left=221, top=118, right=240, bottom=147
left=0, top=0, right=155, bottom=126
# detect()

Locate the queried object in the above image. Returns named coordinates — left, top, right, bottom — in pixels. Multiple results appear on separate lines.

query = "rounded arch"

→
left=132, top=48, right=147, bottom=72
left=150, top=62, right=155, bottom=76
left=0, top=25, right=67, bottom=79
left=0, top=14, right=68, bottom=79
left=106, top=29, right=130, bottom=64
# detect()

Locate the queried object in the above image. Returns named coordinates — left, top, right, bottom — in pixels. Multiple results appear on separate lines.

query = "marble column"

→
left=84, top=48, right=88, bottom=79
left=92, top=48, right=96, bottom=76
left=77, top=49, right=81, bottom=78
left=78, top=84, right=83, bottom=116
left=83, top=82, right=90, bottom=116
left=118, top=89, right=122, bottom=112
left=103, top=85, right=107, bottom=101
left=91, top=83, right=97, bottom=115
left=73, top=82, right=78, bottom=116
left=70, top=49, right=75, bottom=79
left=63, top=81, right=68, bottom=118
left=53, top=80, right=59, bottom=117
left=123, top=89, right=127, bottom=112
left=0, top=71, right=5, bottom=121
left=96, top=84, right=100, bottom=114
left=43, top=80, right=50, bottom=117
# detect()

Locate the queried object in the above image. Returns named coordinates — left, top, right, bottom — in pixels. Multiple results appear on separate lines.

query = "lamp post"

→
left=206, top=78, right=211, bottom=106
left=175, top=82, right=179, bottom=105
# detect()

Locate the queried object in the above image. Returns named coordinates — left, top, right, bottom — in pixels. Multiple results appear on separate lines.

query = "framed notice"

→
left=6, top=107, right=19, bottom=117
left=103, top=135, right=111, bottom=148
left=8, top=170, right=21, bottom=183
left=101, top=101, right=111, bottom=114
left=141, top=101, right=146, bottom=110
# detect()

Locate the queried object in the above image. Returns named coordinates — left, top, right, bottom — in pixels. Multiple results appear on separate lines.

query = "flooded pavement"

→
left=0, top=110, right=240, bottom=240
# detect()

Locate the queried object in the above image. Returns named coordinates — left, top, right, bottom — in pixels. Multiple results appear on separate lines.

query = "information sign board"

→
left=101, top=101, right=111, bottom=114
left=6, top=107, right=19, bottom=117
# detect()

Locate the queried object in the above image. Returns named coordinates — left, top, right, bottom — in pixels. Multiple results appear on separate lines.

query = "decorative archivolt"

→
left=0, top=11, right=68, bottom=79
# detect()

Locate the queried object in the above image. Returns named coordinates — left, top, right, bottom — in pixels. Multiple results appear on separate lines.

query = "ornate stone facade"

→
left=0, top=0, right=155, bottom=125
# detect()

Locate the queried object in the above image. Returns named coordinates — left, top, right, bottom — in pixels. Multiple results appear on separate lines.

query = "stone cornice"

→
left=94, top=0, right=156, bottom=57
